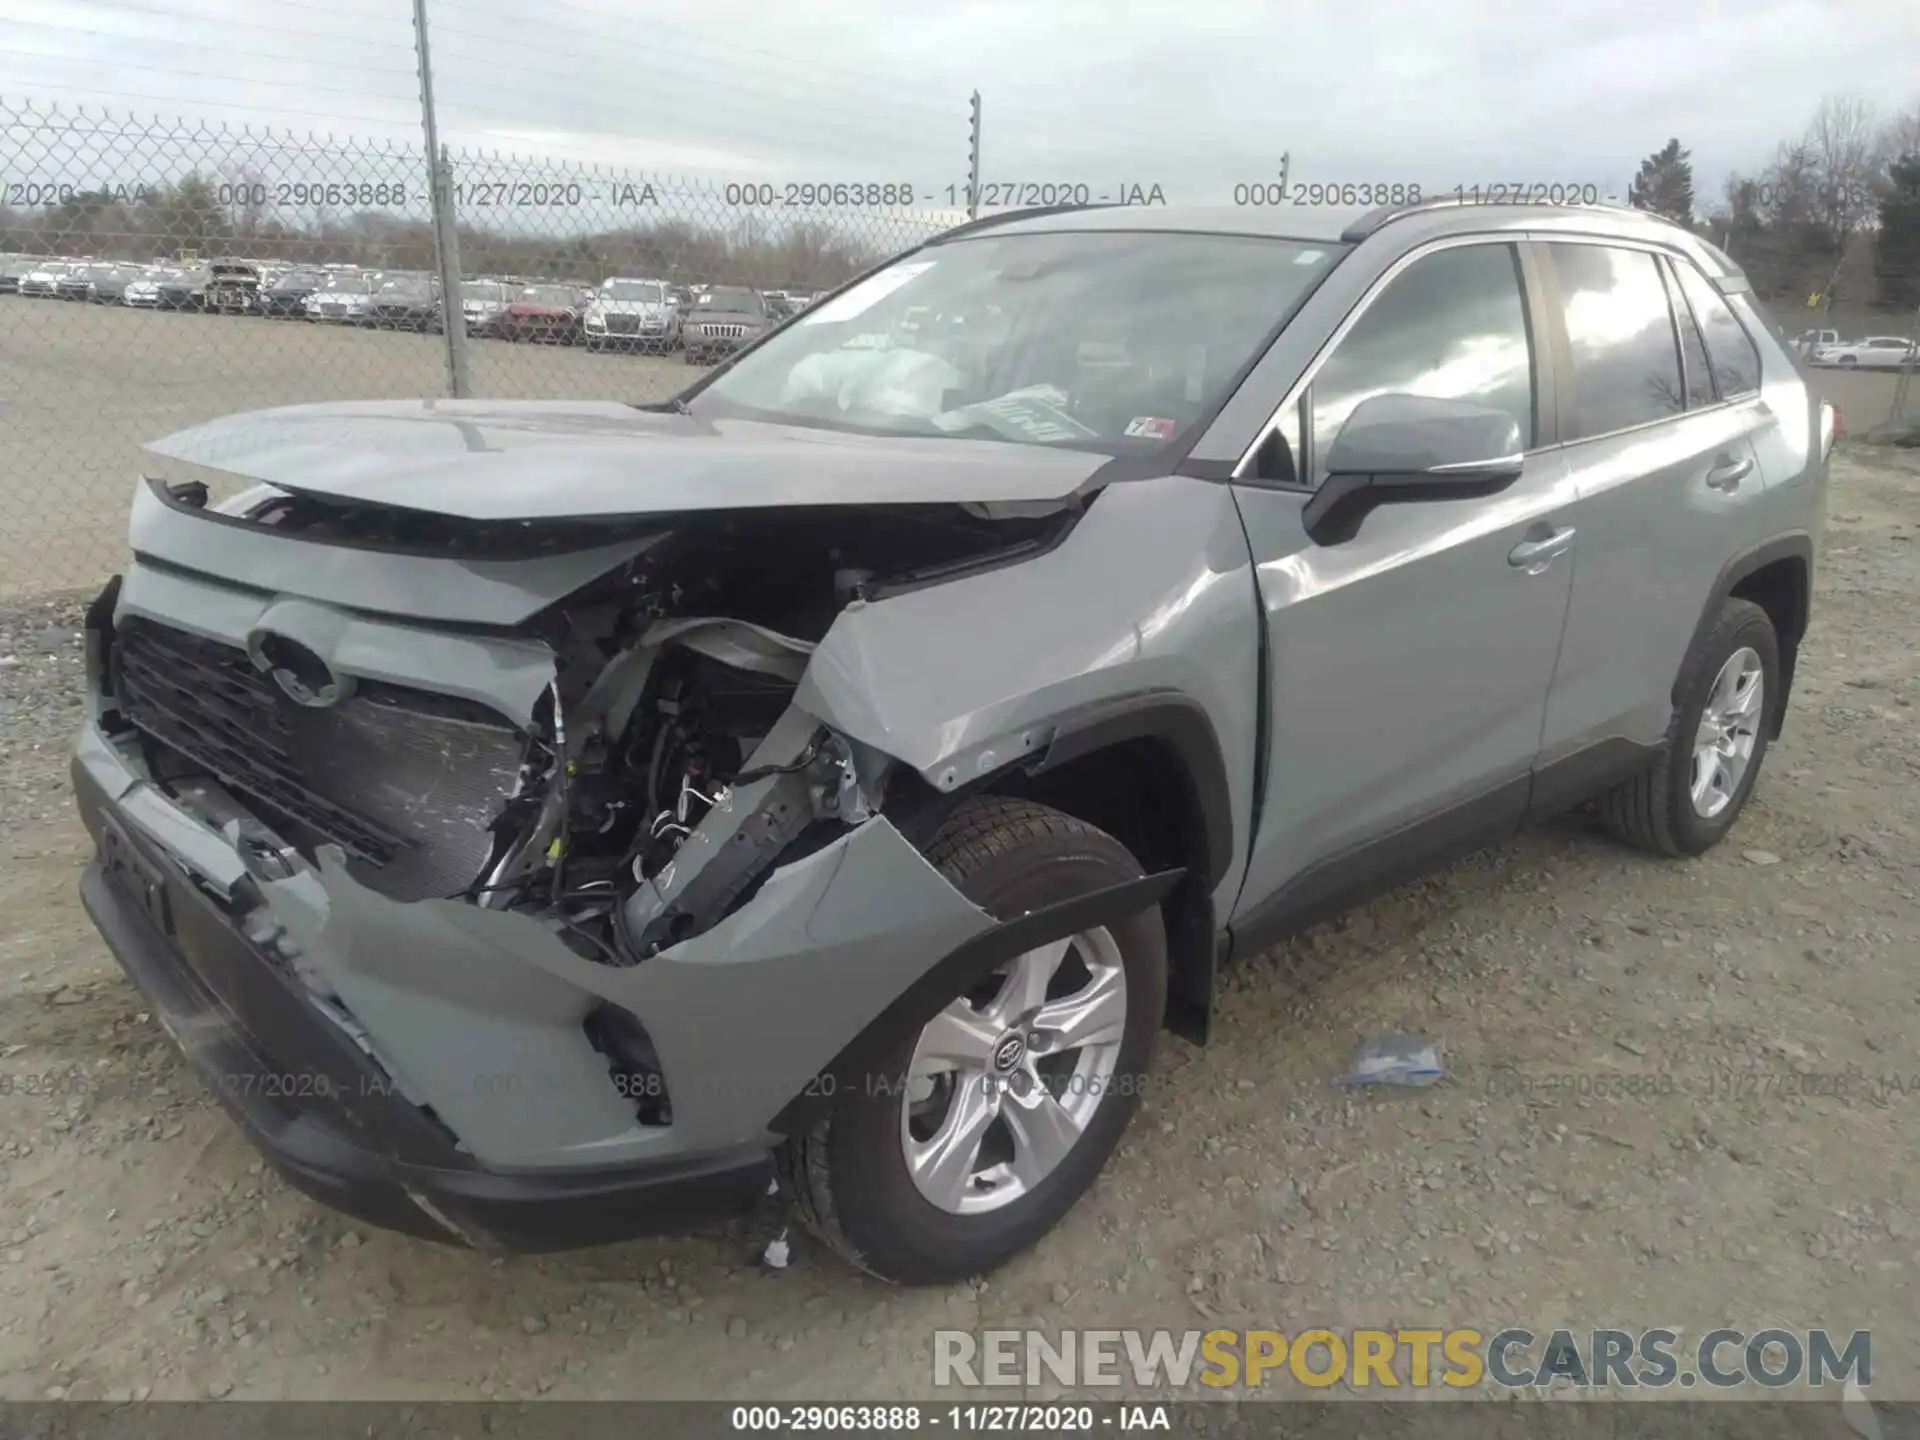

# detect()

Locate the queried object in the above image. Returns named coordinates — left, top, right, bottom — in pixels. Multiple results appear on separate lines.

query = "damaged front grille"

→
left=114, top=620, right=527, bottom=902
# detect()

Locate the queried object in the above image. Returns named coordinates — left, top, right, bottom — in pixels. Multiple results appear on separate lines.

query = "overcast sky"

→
left=5, top=0, right=1918, bottom=211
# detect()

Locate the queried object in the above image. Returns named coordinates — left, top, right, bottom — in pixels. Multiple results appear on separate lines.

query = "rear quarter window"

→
left=1671, top=261, right=1763, bottom=398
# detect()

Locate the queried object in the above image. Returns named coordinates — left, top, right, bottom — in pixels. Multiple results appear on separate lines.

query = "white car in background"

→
left=18, top=261, right=75, bottom=297
left=303, top=272, right=379, bottom=324
left=1790, top=327, right=1838, bottom=360
left=122, top=268, right=175, bottom=308
left=1816, top=335, right=1918, bottom=369
left=582, top=276, right=683, bottom=353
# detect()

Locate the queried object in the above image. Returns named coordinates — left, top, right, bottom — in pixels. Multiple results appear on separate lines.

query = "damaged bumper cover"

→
left=73, top=708, right=1005, bottom=1245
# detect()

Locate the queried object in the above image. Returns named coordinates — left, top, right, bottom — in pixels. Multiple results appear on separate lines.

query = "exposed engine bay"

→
left=109, top=488, right=1075, bottom=988
left=490, top=503, right=1072, bottom=965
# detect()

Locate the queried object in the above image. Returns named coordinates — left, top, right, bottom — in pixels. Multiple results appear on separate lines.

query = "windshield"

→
left=603, top=280, right=666, bottom=303
left=521, top=285, right=576, bottom=305
left=379, top=277, right=433, bottom=296
left=695, top=231, right=1339, bottom=451
left=321, top=274, right=372, bottom=293
left=274, top=271, right=324, bottom=289
left=463, top=281, right=507, bottom=302
left=697, top=288, right=761, bottom=314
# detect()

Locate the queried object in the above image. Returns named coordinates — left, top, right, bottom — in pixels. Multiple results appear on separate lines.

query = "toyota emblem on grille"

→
left=246, top=630, right=353, bottom=708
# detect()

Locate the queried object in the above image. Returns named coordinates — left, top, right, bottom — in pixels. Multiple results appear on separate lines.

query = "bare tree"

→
left=1880, top=99, right=1920, bottom=168
left=1805, top=94, right=1883, bottom=242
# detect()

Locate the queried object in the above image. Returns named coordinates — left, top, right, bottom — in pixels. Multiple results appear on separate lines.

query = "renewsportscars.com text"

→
left=933, top=1327, right=1871, bottom=1390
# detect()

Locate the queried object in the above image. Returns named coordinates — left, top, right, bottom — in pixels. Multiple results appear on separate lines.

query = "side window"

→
left=1671, top=260, right=1763, bottom=398
left=1547, top=243, right=1685, bottom=439
left=1659, top=258, right=1715, bottom=408
left=1306, top=243, right=1534, bottom=486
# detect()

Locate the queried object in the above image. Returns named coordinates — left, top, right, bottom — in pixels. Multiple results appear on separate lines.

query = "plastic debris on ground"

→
left=1341, top=1035, right=1443, bottom=1088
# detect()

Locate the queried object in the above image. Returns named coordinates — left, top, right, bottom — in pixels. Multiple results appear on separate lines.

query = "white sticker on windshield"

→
left=802, top=261, right=936, bottom=325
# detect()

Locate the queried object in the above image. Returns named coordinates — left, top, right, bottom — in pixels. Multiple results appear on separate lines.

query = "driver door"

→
left=1226, top=238, right=1579, bottom=940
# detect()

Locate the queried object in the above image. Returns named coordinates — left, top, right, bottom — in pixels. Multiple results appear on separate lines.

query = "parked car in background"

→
left=459, top=279, right=512, bottom=337
left=19, top=260, right=75, bottom=298
left=259, top=268, right=329, bottom=318
left=205, top=260, right=263, bottom=315
left=55, top=263, right=105, bottom=301
left=1789, top=327, right=1838, bottom=360
left=0, top=255, right=49, bottom=293
left=583, top=276, right=682, bottom=353
left=1817, top=334, right=1917, bottom=369
left=85, top=262, right=151, bottom=304
left=683, top=286, right=772, bottom=364
left=157, top=267, right=213, bottom=311
left=122, top=268, right=174, bottom=308
left=369, top=274, right=444, bottom=332
left=498, top=283, right=586, bottom=345
left=304, top=272, right=379, bottom=325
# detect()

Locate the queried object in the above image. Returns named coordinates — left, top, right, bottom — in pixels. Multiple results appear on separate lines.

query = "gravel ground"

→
left=0, top=443, right=1915, bottom=1404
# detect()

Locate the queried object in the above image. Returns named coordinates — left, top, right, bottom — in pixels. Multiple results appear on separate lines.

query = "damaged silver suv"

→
left=73, top=199, right=1833, bottom=1284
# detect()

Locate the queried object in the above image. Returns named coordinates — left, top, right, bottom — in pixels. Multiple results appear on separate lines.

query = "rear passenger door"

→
left=1533, top=240, right=1774, bottom=790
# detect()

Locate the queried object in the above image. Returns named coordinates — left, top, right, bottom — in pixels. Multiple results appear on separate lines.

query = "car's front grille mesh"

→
left=114, top=620, right=529, bottom=901
left=115, top=621, right=411, bottom=865
left=697, top=323, right=748, bottom=338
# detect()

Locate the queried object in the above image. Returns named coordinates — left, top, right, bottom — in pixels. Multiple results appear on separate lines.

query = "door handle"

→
left=1705, top=455, right=1753, bottom=491
left=1508, top=526, right=1575, bottom=572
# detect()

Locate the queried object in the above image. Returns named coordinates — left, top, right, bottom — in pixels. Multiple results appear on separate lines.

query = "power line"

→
left=429, top=0, right=956, bottom=121
left=426, top=40, right=954, bottom=162
left=3, top=17, right=420, bottom=77
left=69, top=0, right=419, bottom=55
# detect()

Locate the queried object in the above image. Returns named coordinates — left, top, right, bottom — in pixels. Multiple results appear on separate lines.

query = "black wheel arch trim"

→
left=1684, top=532, right=1813, bottom=738
left=1024, top=689, right=1235, bottom=893
left=766, top=867, right=1184, bottom=1139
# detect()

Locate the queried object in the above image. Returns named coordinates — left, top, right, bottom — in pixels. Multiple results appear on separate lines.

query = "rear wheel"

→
left=779, top=797, right=1166, bottom=1284
left=1596, top=597, right=1778, bottom=856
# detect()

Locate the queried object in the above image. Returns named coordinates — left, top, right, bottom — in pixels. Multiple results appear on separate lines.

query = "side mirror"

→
left=1301, top=393, right=1526, bottom=546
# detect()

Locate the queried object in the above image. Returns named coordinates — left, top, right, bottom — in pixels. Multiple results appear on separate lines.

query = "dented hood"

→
left=143, top=399, right=1107, bottom=520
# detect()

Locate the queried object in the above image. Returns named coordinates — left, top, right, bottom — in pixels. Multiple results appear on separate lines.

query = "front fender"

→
left=793, top=474, right=1260, bottom=914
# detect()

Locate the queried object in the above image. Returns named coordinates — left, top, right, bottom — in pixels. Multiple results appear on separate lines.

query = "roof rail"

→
left=934, top=201, right=1119, bottom=242
left=1339, top=193, right=1642, bottom=243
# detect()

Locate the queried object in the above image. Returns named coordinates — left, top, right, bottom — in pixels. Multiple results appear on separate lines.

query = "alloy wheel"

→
left=1690, top=646, right=1764, bottom=819
left=901, top=928, right=1128, bottom=1215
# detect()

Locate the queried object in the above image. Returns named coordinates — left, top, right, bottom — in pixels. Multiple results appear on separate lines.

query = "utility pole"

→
left=966, top=91, right=982, bottom=221
left=411, top=0, right=470, bottom=398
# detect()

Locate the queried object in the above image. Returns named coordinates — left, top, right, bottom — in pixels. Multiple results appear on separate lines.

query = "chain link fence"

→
left=3, top=94, right=1916, bottom=601
left=0, top=96, right=955, bottom=598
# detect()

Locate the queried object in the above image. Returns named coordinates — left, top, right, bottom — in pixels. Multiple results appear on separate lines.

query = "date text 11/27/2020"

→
left=720, top=182, right=1168, bottom=208
left=1232, top=181, right=1607, bottom=207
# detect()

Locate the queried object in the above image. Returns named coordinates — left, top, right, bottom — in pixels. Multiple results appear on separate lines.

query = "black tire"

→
left=777, top=796, right=1167, bottom=1285
left=1596, top=597, right=1779, bottom=857
left=1839, top=355, right=1857, bottom=368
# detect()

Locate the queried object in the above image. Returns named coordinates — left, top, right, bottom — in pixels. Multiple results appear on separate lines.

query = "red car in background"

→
left=497, top=283, right=590, bottom=345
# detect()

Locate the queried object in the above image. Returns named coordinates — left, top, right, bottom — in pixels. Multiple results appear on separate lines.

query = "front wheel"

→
left=778, top=796, right=1166, bottom=1284
left=1597, top=597, right=1779, bottom=856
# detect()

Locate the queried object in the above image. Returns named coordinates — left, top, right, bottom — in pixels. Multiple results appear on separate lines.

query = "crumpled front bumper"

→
left=72, top=699, right=1009, bottom=1246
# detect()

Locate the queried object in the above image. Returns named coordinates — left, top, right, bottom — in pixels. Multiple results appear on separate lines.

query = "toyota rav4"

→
left=72, top=199, right=1833, bottom=1284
